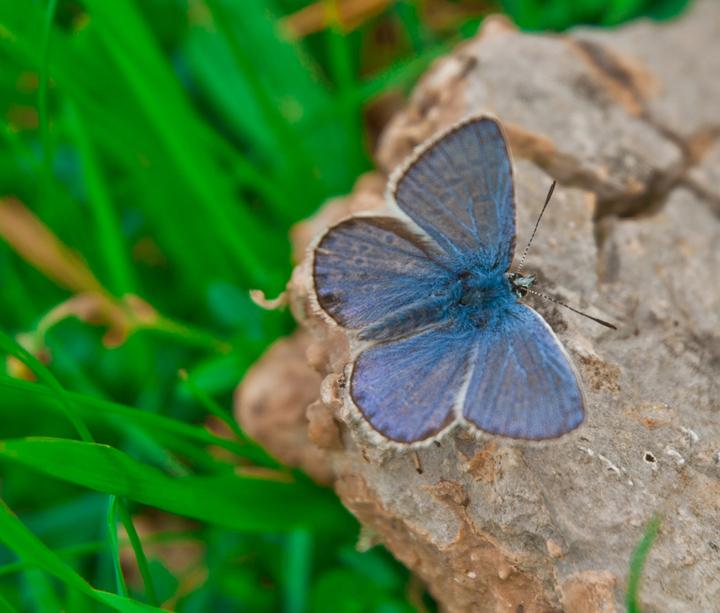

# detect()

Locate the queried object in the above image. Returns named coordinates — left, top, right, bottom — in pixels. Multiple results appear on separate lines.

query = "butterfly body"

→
left=312, top=116, right=586, bottom=445
left=452, top=267, right=516, bottom=331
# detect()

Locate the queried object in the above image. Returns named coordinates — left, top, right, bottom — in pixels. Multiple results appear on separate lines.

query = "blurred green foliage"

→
left=0, top=1, right=689, bottom=611
left=500, top=0, right=690, bottom=29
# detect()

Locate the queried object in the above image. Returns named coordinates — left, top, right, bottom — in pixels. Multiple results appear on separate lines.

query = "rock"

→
left=234, top=329, right=334, bottom=484
left=235, top=2, right=720, bottom=610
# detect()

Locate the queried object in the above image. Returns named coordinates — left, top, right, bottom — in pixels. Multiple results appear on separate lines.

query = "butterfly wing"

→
left=462, top=304, right=585, bottom=439
left=390, top=117, right=515, bottom=269
left=313, top=216, right=453, bottom=341
left=350, top=324, right=475, bottom=443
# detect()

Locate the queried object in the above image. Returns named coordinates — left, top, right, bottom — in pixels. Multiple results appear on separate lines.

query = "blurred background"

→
left=0, top=1, right=691, bottom=611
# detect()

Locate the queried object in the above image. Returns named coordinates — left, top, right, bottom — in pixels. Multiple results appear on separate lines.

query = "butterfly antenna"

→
left=516, top=180, right=556, bottom=274
left=525, top=288, right=617, bottom=330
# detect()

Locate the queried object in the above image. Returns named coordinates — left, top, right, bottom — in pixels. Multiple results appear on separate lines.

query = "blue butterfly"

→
left=312, top=116, right=588, bottom=443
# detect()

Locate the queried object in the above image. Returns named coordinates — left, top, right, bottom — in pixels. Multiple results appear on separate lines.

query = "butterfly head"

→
left=507, top=272, right=536, bottom=298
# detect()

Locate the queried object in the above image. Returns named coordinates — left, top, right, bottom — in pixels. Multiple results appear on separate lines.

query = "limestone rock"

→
left=236, top=3, right=720, bottom=610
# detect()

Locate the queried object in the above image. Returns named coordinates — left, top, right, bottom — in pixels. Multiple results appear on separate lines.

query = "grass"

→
left=626, top=515, right=662, bottom=612
left=0, top=1, right=689, bottom=610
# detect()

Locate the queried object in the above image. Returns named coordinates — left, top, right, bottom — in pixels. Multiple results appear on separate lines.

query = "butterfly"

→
left=311, top=116, right=590, bottom=444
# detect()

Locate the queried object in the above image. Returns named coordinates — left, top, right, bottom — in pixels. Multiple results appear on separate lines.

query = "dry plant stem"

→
left=0, top=197, right=229, bottom=353
left=236, top=2, right=720, bottom=611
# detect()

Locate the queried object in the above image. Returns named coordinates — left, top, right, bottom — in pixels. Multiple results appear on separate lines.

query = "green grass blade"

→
left=0, top=330, right=92, bottom=442
left=0, top=437, right=352, bottom=533
left=93, top=591, right=162, bottom=613
left=0, top=375, right=255, bottom=461
left=106, top=496, right=129, bottom=597
left=22, top=569, right=62, bottom=613
left=323, top=5, right=365, bottom=179
left=283, top=529, right=312, bottom=613
left=0, top=540, right=107, bottom=578
left=0, top=0, right=284, bottom=290
left=0, top=498, right=163, bottom=612
left=0, top=592, right=19, bottom=613
left=393, top=1, right=428, bottom=53
left=64, top=101, right=135, bottom=297
left=603, top=0, right=645, bottom=25
left=178, top=369, right=279, bottom=468
left=645, top=0, right=692, bottom=19
left=357, top=42, right=450, bottom=102
left=0, top=531, right=197, bottom=579
left=38, top=0, right=58, bottom=202
left=203, top=0, right=306, bottom=157
left=116, top=500, right=159, bottom=607
left=144, top=315, right=231, bottom=354
left=179, top=368, right=245, bottom=440
left=626, top=514, right=661, bottom=612
left=80, top=0, right=274, bottom=287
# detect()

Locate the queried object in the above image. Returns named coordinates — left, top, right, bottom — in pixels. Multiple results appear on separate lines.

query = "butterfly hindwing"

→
left=350, top=325, right=475, bottom=443
left=390, top=117, right=516, bottom=270
left=462, top=304, right=585, bottom=439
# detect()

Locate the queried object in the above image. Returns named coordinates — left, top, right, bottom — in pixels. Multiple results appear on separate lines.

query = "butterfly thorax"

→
left=449, top=268, right=516, bottom=330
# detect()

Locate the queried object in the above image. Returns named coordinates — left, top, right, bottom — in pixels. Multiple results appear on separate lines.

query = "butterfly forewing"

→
left=391, top=117, right=516, bottom=270
left=313, top=216, right=452, bottom=340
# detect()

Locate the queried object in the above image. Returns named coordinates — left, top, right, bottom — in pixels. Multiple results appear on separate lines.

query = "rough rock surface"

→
left=236, top=3, right=720, bottom=611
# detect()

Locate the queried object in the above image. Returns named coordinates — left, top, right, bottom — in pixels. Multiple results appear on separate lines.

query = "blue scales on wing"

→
left=313, top=216, right=454, bottom=341
left=351, top=325, right=475, bottom=442
left=462, top=304, right=584, bottom=440
left=391, top=117, right=516, bottom=270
